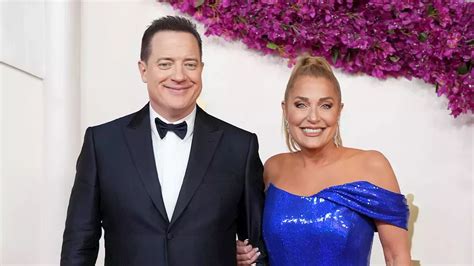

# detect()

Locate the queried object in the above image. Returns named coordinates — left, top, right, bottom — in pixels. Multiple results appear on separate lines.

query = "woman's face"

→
left=283, top=76, right=342, bottom=151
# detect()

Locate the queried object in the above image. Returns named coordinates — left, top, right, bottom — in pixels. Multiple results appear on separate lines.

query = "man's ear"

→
left=200, top=61, right=205, bottom=73
left=138, top=60, right=147, bottom=83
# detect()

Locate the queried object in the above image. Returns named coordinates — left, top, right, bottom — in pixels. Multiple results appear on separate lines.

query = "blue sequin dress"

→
left=263, top=181, right=409, bottom=266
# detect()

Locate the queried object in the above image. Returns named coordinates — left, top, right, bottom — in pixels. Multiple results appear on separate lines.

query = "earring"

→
left=334, top=122, right=340, bottom=148
left=284, top=119, right=289, bottom=130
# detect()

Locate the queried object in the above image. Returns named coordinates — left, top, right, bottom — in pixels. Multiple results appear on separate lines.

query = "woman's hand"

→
left=236, top=239, right=260, bottom=265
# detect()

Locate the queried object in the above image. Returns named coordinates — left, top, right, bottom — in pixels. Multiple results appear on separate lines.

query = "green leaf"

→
left=427, top=4, right=437, bottom=17
left=387, top=29, right=395, bottom=35
left=457, top=62, right=471, bottom=75
left=332, top=48, right=339, bottom=63
left=400, top=29, right=411, bottom=36
left=238, top=16, right=247, bottom=23
left=418, top=32, right=428, bottom=42
left=389, top=55, right=400, bottom=62
left=467, top=39, right=474, bottom=47
left=266, top=42, right=278, bottom=50
left=194, top=0, right=205, bottom=8
left=345, top=49, right=353, bottom=62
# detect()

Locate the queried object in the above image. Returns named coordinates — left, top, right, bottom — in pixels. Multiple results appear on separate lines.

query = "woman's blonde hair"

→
left=283, top=56, right=343, bottom=151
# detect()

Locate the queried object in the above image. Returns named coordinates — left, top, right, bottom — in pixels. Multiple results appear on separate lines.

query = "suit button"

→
left=167, top=233, right=174, bottom=240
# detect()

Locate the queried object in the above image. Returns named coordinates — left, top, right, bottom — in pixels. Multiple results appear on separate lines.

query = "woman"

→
left=237, top=56, right=410, bottom=265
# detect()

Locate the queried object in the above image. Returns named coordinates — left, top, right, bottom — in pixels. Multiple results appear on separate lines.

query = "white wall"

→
left=1, top=0, right=472, bottom=265
left=1, top=1, right=45, bottom=78
left=1, top=63, right=45, bottom=264
left=1, top=0, right=46, bottom=263
left=1, top=58, right=3, bottom=266
left=2, top=1, right=81, bottom=265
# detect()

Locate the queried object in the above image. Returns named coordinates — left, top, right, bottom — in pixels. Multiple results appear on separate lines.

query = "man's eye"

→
left=185, top=63, right=197, bottom=70
left=158, top=63, right=172, bottom=69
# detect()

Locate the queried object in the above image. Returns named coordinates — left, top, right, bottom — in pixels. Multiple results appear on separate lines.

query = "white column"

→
left=0, top=52, right=4, bottom=266
left=42, top=0, right=81, bottom=262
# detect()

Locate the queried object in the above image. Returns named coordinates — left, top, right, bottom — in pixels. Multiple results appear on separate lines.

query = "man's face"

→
left=138, top=31, right=203, bottom=121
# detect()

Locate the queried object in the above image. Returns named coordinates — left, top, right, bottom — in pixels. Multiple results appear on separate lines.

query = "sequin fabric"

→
left=262, top=181, right=409, bottom=266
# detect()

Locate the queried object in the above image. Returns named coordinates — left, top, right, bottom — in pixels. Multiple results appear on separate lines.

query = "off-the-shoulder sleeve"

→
left=318, top=181, right=409, bottom=230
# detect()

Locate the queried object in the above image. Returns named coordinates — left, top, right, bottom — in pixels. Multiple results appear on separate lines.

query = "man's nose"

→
left=171, top=65, right=186, bottom=82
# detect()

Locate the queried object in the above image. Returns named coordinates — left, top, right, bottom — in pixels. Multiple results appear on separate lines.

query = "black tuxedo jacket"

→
left=61, top=104, right=267, bottom=265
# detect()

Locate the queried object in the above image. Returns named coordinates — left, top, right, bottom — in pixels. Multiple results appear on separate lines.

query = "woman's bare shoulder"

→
left=355, top=150, right=401, bottom=193
left=264, top=152, right=293, bottom=185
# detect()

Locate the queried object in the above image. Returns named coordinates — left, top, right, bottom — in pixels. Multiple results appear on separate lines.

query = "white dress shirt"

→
left=150, top=105, right=196, bottom=221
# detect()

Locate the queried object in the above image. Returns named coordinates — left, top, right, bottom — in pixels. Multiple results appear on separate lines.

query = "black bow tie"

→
left=155, top=117, right=188, bottom=140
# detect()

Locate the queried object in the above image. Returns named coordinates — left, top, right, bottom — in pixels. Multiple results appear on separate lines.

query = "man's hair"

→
left=140, top=16, right=202, bottom=62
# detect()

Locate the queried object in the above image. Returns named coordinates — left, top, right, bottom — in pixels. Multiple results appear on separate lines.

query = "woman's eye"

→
left=321, top=103, right=332, bottom=109
left=295, top=102, right=306, bottom=108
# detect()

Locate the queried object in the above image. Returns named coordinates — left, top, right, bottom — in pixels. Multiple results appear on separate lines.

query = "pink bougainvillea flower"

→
left=161, top=0, right=473, bottom=118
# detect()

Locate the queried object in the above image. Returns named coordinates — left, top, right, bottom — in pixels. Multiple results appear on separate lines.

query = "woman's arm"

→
left=365, top=150, right=411, bottom=265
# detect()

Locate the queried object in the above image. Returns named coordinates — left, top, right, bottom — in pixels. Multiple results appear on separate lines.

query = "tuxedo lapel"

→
left=123, top=104, right=169, bottom=223
left=170, top=106, right=223, bottom=227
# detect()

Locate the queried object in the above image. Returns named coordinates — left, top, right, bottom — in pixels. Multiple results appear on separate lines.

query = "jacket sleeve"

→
left=61, top=127, right=102, bottom=266
left=237, top=133, right=268, bottom=265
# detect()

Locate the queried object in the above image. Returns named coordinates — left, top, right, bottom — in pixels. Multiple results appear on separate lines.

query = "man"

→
left=61, top=16, right=267, bottom=265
